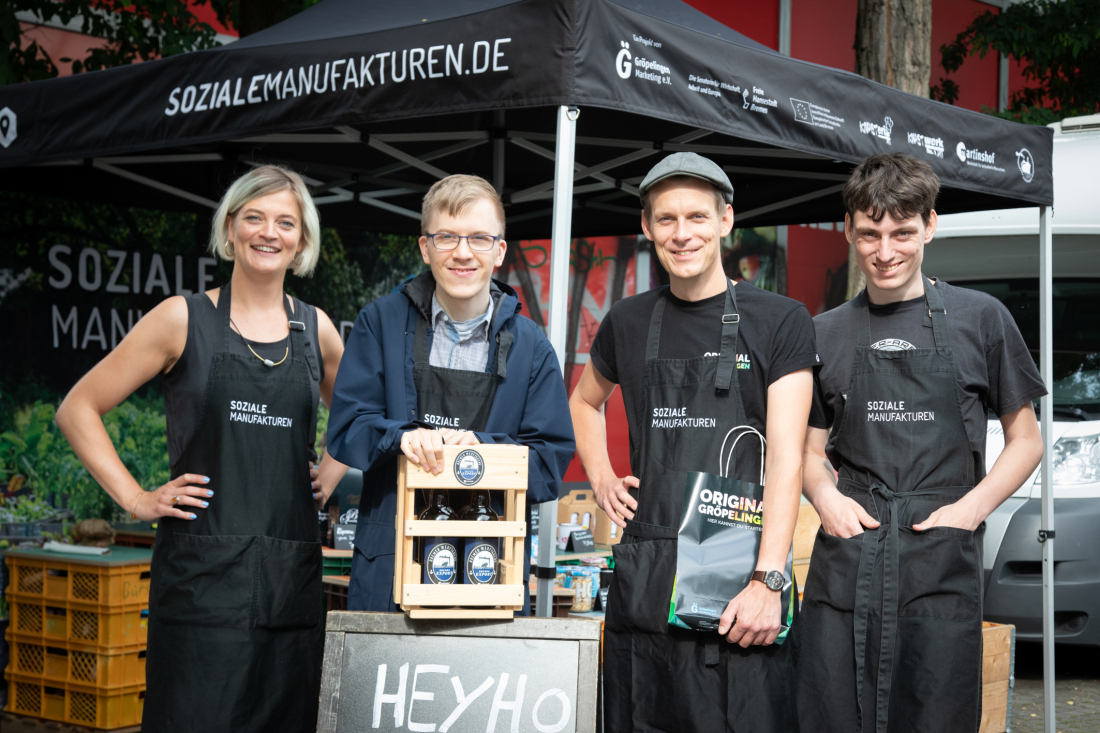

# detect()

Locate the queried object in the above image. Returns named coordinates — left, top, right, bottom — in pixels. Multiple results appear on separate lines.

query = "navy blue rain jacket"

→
left=328, top=273, right=575, bottom=612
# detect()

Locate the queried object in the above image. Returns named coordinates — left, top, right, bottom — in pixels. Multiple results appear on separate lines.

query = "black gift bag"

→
left=667, top=427, right=795, bottom=642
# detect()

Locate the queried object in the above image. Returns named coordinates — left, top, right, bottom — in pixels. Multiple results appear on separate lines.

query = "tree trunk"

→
left=848, top=0, right=932, bottom=300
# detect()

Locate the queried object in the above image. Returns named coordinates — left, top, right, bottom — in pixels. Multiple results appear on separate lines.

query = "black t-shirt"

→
left=811, top=280, right=1047, bottom=477
left=590, top=281, right=822, bottom=476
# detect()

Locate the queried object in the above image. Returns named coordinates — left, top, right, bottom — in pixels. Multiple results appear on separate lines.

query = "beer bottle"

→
left=420, top=490, right=458, bottom=585
left=459, top=488, right=499, bottom=585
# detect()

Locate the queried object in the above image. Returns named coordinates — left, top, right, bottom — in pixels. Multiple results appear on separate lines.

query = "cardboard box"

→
left=592, top=511, right=622, bottom=546
left=557, top=489, right=599, bottom=531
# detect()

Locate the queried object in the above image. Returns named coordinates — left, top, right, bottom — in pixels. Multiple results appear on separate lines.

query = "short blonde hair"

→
left=421, top=174, right=505, bottom=237
left=209, top=165, right=321, bottom=277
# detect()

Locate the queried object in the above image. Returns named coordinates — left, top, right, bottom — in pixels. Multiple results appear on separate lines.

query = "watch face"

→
left=765, top=571, right=785, bottom=591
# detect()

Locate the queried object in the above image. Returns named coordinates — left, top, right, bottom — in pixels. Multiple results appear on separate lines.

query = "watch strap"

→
left=751, top=570, right=767, bottom=584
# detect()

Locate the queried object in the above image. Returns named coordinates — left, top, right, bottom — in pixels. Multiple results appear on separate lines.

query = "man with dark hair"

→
left=571, top=152, right=818, bottom=731
left=795, top=152, right=1046, bottom=732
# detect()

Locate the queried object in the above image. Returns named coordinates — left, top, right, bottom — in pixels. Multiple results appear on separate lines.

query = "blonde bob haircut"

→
left=421, top=174, right=505, bottom=238
left=209, top=165, right=321, bottom=277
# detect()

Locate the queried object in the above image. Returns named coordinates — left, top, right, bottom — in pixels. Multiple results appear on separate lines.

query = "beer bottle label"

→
left=424, top=539, right=459, bottom=584
left=463, top=539, right=499, bottom=585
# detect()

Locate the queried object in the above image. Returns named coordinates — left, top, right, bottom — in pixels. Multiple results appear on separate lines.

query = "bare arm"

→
left=915, top=402, right=1043, bottom=531
left=55, top=296, right=210, bottom=521
left=720, top=368, right=814, bottom=646
left=568, top=361, right=638, bottom=527
left=313, top=309, right=349, bottom=504
left=802, top=426, right=880, bottom=538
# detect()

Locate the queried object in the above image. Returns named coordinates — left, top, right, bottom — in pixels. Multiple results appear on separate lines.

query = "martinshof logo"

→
left=454, top=449, right=485, bottom=486
left=956, top=141, right=1005, bottom=172
left=0, top=107, right=17, bottom=149
left=859, top=116, right=893, bottom=145
left=1016, top=148, right=1035, bottom=183
left=907, top=132, right=944, bottom=158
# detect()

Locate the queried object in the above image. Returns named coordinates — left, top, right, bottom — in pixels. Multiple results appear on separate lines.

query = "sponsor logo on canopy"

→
left=859, top=116, right=893, bottom=145
left=1016, top=148, right=1035, bottom=183
left=907, top=132, right=944, bottom=158
left=956, top=141, right=1005, bottom=172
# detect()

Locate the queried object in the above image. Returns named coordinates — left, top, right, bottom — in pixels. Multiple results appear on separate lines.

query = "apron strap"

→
left=286, top=296, right=318, bottom=382
left=414, top=313, right=431, bottom=367
left=856, top=278, right=949, bottom=349
left=216, top=281, right=233, bottom=353
left=494, top=329, right=513, bottom=379
left=645, top=281, right=741, bottom=393
left=924, top=277, right=950, bottom=349
left=851, top=482, right=950, bottom=733
left=713, top=279, right=741, bottom=393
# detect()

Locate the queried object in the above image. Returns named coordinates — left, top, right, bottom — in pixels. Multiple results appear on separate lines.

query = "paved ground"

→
left=1010, top=642, right=1100, bottom=733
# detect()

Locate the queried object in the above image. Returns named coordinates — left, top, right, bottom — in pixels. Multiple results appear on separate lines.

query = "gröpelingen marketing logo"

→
left=0, top=107, right=17, bottom=149
left=616, top=41, right=632, bottom=79
left=1016, top=148, right=1035, bottom=183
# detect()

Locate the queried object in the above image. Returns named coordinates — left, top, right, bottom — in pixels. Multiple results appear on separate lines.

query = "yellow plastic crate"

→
left=7, top=551, right=151, bottom=606
left=6, top=633, right=146, bottom=688
left=9, top=597, right=148, bottom=648
left=5, top=672, right=144, bottom=729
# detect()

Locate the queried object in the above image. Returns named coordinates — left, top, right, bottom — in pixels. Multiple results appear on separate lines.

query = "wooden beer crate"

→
left=980, top=622, right=1015, bottom=733
left=394, top=445, right=528, bottom=619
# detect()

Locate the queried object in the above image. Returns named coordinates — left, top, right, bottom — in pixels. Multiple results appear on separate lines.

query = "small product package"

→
left=668, top=428, right=795, bottom=642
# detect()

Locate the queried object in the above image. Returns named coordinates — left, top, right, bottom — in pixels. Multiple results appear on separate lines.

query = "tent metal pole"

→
left=1038, top=204, right=1055, bottom=733
left=536, top=104, right=578, bottom=617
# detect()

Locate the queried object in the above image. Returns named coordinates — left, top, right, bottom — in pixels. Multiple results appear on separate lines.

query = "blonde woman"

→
left=57, top=165, right=347, bottom=732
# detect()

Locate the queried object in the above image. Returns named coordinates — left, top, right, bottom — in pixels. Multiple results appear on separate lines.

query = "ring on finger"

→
left=172, top=495, right=181, bottom=505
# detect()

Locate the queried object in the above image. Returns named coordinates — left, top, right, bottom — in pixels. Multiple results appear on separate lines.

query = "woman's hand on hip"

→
left=131, top=474, right=212, bottom=522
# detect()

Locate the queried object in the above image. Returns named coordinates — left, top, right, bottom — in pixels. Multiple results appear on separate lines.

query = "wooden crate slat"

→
left=403, top=446, right=528, bottom=489
left=405, top=520, right=527, bottom=538
left=407, top=607, right=520, bottom=619
left=402, top=583, right=525, bottom=606
left=979, top=679, right=1009, bottom=733
left=982, top=622, right=1012, bottom=657
left=982, top=651, right=1011, bottom=684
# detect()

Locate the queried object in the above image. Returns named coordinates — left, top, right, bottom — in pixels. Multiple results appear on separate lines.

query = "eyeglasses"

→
left=426, top=233, right=502, bottom=252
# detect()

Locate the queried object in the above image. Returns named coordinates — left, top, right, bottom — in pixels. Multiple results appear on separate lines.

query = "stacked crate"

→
left=4, top=546, right=151, bottom=729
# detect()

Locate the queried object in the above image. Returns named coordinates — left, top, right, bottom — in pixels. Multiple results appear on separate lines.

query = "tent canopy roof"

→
left=0, top=0, right=1053, bottom=238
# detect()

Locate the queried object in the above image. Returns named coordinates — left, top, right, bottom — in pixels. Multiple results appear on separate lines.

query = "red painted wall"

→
left=931, top=0, right=998, bottom=112
left=684, top=0, right=780, bottom=49
left=791, top=0, right=857, bottom=71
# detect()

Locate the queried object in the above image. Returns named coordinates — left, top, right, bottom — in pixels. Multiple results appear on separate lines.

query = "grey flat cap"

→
left=639, top=152, right=734, bottom=204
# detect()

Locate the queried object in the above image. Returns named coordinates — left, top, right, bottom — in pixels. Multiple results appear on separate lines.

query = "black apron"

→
left=796, top=279, right=983, bottom=733
left=144, top=284, right=323, bottom=733
left=605, top=281, right=798, bottom=733
left=351, top=306, right=512, bottom=607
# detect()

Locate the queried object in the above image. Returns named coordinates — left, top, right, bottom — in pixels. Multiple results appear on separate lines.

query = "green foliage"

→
left=1, top=1, right=234, bottom=84
left=937, top=0, right=1100, bottom=122
left=284, top=229, right=369, bottom=326
left=1, top=399, right=170, bottom=522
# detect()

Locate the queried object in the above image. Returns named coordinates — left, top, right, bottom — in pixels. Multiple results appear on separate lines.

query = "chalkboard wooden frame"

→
left=317, top=611, right=602, bottom=733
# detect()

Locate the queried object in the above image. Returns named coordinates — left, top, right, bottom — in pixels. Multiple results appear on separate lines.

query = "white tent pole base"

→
left=1039, top=204, right=1055, bottom=733
left=535, top=104, right=578, bottom=617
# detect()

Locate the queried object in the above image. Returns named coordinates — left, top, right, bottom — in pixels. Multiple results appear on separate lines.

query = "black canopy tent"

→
left=0, top=2, right=1061, bottom=721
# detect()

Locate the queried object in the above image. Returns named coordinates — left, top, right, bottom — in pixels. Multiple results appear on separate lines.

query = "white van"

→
left=927, top=114, right=1100, bottom=646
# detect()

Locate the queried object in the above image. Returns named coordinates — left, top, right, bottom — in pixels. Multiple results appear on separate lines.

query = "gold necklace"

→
left=230, top=317, right=289, bottom=368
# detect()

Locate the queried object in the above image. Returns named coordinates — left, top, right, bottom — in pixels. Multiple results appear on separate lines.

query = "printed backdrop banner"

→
left=0, top=0, right=1052, bottom=237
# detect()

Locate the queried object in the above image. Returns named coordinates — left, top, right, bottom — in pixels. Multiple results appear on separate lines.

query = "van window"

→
left=955, top=279, right=1100, bottom=419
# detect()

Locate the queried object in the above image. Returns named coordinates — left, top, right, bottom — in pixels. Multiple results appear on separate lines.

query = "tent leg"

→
left=536, top=105, right=578, bottom=618
left=1038, top=204, right=1055, bottom=733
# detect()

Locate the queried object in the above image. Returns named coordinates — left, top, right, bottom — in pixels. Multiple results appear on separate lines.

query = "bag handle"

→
left=719, top=425, right=766, bottom=484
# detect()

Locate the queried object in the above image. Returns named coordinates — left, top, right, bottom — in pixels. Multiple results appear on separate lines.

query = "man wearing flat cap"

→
left=570, top=152, right=819, bottom=731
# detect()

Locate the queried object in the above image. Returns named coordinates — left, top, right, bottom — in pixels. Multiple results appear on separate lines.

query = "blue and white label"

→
left=464, top=540, right=498, bottom=585
left=424, top=540, right=458, bottom=584
left=453, top=449, right=485, bottom=486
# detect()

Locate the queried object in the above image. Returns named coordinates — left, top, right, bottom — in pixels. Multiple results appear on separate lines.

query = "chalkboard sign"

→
left=318, top=612, right=601, bottom=733
left=333, top=524, right=356, bottom=550
left=566, top=529, right=596, bottom=553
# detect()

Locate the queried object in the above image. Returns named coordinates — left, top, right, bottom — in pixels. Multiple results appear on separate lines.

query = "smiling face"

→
left=227, top=189, right=303, bottom=277
left=846, top=208, right=937, bottom=303
left=418, top=196, right=507, bottom=316
left=641, top=177, right=733, bottom=296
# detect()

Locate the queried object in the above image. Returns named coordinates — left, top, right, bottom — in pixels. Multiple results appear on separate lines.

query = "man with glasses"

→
left=328, top=174, right=575, bottom=613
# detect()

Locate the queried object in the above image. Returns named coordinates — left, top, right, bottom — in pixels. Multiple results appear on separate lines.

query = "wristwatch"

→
left=751, top=570, right=786, bottom=591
